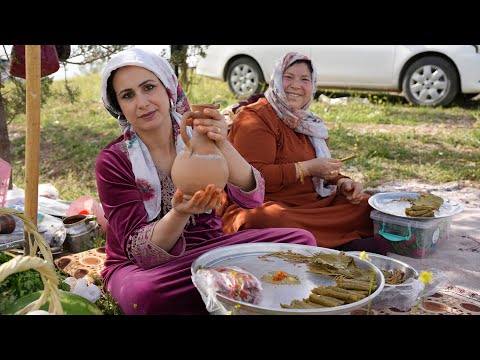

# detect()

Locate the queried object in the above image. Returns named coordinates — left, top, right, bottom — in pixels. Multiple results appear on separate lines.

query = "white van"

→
left=196, top=45, right=480, bottom=107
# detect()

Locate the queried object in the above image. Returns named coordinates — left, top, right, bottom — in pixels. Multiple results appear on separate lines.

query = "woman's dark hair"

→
left=106, top=69, right=121, bottom=114
left=289, top=59, right=313, bottom=74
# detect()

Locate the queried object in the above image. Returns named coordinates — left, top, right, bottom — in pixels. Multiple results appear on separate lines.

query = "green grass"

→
left=7, top=72, right=480, bottom=202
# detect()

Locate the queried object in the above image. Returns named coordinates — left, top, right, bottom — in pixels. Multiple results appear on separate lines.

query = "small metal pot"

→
left=62, top=214, right=97, bottom=253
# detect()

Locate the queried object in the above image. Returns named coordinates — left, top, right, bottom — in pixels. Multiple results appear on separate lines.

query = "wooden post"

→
left=24, top=45, right=41, bottom=254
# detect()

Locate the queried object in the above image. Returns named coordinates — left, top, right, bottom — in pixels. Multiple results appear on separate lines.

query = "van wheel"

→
left=226, top=57, right=265, bottom=98
left=402, top=56, right=459, bottom=107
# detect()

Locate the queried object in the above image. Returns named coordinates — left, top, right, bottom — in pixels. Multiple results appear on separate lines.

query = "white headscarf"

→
left=264, top=52, right=336, bottom=197
left=100, top=47, right=192, bottom=221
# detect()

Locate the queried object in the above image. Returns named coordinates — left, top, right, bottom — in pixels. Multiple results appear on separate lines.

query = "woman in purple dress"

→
left=95, top=48, right=316, bottom=315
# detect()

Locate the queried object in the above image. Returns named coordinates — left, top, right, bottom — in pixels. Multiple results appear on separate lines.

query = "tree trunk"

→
left=170, top=45, right=189, bottom=88
left=0, top=88, right=12, bottom=190
left=179, top=62, right=188, bottom=87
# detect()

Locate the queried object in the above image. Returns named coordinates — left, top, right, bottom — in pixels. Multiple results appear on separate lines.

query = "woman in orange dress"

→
left=221, top=52, right=385, bottom=253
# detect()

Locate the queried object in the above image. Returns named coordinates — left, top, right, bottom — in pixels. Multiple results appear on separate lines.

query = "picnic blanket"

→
left=54, top=247, right=106, bottom=283
left=52, top=181, right=480, bottom=315
left=354, top=285, right=480, bottom=315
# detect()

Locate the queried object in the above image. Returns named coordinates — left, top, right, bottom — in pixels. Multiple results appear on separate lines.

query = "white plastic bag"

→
left=38, top=183, right=59, bottom=200
left=372, top=268, right=449, bottom=311
left=64, top=277, right=101, bottom=303
left=192, top=266, right=262, bottom=313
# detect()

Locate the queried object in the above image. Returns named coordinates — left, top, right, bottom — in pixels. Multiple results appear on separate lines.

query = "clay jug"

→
left=171, top=104, right=229, bottom=197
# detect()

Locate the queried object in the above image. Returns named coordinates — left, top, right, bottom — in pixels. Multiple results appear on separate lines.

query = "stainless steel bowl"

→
left=346, top=252, right=418, bottom=287
left=192, top=243, right=386, bottom=315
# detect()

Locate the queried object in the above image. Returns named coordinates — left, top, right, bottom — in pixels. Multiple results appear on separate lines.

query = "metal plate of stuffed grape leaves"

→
left=191, top=243, right=385, bottom=315
left=368, top=192, right=464, bottom=219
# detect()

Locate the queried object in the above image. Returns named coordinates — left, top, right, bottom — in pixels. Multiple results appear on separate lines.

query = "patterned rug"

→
left=352, top=285, right=480, bottom=315
left=54, top=247, right=106, bottom=283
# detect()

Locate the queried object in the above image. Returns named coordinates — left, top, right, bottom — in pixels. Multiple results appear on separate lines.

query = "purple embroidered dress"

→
left=96, top=48, right=316, bottom=315
left=96, top=137, right=316, bottom=314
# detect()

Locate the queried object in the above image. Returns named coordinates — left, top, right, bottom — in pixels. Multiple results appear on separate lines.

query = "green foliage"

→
left=66, top=45, right=130, bottom=66
left=170, top=45, right=210, bottom=92
left=2, top=77, right=55, bottom=123
left=89, top=273, right=123, bottom=315
left=0, top=251, right=69, bottom=314
left=91, top=235, right=106, bottom=248
left=0, top=252, right=43, bottom=313
left=95, top=289, right=123, bottom=315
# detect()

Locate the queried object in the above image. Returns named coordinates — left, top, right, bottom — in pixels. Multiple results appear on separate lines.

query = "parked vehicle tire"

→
left=402, top=56, right=459, bottom=107
left=226, top=57, right=265, bottom=98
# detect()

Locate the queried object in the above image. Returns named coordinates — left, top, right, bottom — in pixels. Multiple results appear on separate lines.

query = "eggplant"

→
left=0, top=213, right=16, bottom=234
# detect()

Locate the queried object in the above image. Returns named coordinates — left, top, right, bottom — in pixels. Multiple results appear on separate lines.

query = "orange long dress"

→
left=221, top=98, right=373, bottom=248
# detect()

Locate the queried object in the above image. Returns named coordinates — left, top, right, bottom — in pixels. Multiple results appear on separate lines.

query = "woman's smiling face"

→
left=282, top=61, right=313, bottom=110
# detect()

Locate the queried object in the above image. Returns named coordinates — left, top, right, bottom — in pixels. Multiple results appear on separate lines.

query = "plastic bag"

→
left=0, top=158, right=11, bottom=207
left=372, top=268, right=449, bottom=311
left=38, top=183, right=60, bottom=200
left=192, top=266, right=263, bottom=313
left=0, top=187, right=66, bottom=250
left=67, top=195, right=107, bottom=236
left=64, top=277, right=101, bottom=303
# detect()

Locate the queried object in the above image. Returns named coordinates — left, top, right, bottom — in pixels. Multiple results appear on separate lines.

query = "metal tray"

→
left=191, top=243, right=385, bottom=315
left=368, top=192, right=464, bottom=220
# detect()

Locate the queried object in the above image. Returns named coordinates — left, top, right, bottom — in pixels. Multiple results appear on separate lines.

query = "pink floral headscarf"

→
left=101, top=47, right=192, bottom=221
left=264, top=52, right=336, bottom=197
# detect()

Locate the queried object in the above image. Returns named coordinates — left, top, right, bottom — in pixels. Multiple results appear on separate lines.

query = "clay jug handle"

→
left=180, top=112, right=192, bottom=150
